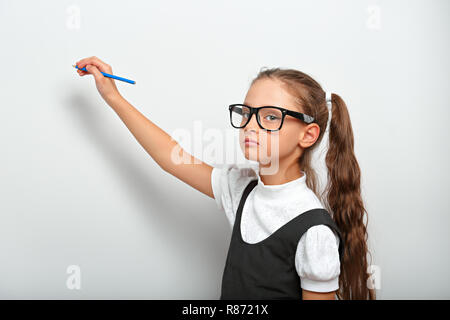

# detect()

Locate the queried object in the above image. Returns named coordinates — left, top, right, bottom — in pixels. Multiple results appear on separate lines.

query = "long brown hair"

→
left=250, top=67, right=375, bottom=300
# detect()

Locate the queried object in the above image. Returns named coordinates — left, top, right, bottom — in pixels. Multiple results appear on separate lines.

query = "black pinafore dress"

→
left=220, top=179, right=344, bottom=300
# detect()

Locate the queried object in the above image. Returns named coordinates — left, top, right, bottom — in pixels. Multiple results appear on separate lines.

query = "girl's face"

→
left=239, top=78, right=318, bottom=170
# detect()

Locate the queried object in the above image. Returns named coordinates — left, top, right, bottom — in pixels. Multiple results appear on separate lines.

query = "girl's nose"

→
left=245, top=113, right=260, bottom=131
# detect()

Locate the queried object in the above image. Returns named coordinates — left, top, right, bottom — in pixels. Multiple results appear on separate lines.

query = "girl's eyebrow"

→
left=243, top=102, right=274, bottom=107
left=244, top=102, right=282, bottom=108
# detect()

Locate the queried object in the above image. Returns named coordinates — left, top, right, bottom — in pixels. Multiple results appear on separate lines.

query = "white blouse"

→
left=211, top=162, right=341, bottom=293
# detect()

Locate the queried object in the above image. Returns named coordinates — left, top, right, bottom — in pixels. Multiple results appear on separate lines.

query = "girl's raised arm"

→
left=75, top=56, right=214, bottom=199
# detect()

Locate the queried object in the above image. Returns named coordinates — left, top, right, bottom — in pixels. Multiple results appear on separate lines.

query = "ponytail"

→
left=325, top=93, right=375, bottom=300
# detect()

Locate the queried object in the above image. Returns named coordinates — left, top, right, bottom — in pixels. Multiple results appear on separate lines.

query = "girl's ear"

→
left=298, top=123, right=320, bottom=148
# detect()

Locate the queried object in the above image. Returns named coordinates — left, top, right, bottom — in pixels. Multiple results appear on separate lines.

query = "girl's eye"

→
left=265, top=115, right=279, bottom=121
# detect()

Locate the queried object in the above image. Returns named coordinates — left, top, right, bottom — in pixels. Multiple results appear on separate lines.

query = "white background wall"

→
left=0, top=0, right=449, bottom=299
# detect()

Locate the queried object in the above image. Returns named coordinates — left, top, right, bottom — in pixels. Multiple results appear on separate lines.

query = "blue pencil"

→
left=73, top=65, right=136, bottom=85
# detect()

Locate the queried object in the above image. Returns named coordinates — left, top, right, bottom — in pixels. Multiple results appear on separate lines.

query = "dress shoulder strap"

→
left=236, top=179, right=258, bottom=220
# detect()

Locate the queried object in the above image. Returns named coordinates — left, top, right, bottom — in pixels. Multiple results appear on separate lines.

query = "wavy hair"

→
left=250, top=67, right=375, bottom=300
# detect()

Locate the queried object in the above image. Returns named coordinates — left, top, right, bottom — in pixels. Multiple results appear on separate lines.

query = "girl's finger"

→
left=85, top=64, right=106, bottom=82
left=76, top=56, right=112, bottom=73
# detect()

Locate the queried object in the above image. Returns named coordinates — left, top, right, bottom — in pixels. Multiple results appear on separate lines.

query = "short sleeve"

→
left=211, top=166, right=225, bottom=210
left=295, top=224, right=341, bottom=292
left=210, top=163, right=258, bottom=228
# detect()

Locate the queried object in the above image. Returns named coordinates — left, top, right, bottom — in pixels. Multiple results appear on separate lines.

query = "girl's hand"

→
left=75, top=56, right=121, bottom=104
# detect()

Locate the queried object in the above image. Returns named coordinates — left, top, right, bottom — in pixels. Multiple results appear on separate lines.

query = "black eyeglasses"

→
left=228, top=104, right=315, bottom=131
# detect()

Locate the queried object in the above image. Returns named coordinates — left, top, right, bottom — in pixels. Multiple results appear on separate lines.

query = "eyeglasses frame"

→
left=228, top=103, right=315, bottom=132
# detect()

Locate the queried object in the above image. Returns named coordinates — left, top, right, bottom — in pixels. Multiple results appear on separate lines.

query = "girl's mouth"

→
left=244, top=138, right=259, bottom=146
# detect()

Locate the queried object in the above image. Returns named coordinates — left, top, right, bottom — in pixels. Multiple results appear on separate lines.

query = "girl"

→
left=75, top=57, right=375, bottom=300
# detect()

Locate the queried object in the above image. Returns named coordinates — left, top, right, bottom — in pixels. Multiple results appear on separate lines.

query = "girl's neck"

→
left=258, top=163, right=304, bottom=186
